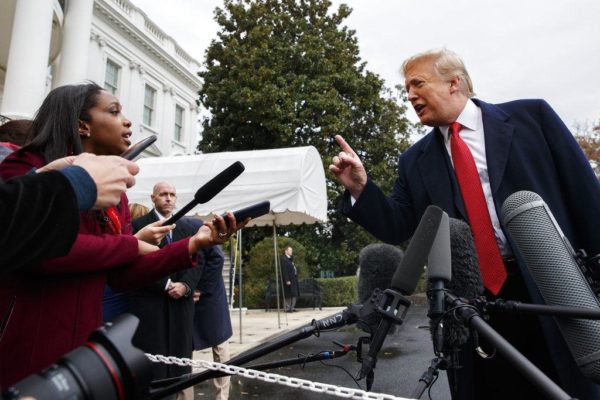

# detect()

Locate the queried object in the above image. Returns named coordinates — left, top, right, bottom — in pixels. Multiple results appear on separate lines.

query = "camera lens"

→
left=3, top=315, right=151, bottom=400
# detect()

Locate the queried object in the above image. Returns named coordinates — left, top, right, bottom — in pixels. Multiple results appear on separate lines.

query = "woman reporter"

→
left=0, top=83, right=240, bottom=387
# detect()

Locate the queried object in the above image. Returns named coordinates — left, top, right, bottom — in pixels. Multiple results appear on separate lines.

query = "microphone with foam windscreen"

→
left=427, top=217, right=484, bottom=354
left=501, top=190, right=600, bottom=383
left=357, top=243, right=404, bottom=334
left=163, top=161, right=245, bottom=226
left=359, top=205, right=445, bottom=387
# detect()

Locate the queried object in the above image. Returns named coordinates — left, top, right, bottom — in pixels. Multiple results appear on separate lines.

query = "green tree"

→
left=574, top=120, right=600, bottom=178
left=199, top=0, right=414, bottom=275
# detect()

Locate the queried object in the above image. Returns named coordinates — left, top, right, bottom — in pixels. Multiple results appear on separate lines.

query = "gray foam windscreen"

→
left=502, top=190, right=600, bottom=382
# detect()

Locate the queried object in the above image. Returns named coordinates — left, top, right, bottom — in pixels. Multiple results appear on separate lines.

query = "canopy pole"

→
left=238, top=229, right=243, bottom=344
left=273, top=224, right=281, bottom=328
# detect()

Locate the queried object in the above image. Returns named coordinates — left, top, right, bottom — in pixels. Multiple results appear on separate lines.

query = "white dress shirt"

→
left=440, top=99, right=510, bottom=256
left=154, top=209, right=173, bottom=243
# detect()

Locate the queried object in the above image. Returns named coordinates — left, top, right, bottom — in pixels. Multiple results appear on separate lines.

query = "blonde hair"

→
left=129, top=203, right=150, bottom=220
left=401, top=48, right=475, bottom=97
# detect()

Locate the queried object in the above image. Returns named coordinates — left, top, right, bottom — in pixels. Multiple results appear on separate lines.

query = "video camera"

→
left=2, top=314, right=151, bottom=400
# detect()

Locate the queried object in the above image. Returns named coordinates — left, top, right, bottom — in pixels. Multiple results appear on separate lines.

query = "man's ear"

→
left=78, top=120, right=91, bottom=138
left=449, top=76, right=461, bottom=94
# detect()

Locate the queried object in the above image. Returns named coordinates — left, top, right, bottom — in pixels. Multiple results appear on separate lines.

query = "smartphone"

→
left=222, top=200, right=270, bottom=227
left=121, top=135, right=157, bottom=160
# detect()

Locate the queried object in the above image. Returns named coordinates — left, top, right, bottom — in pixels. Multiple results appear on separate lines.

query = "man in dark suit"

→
left=130, top=181, right=203, bottom=400
left=280, top=245, right=299, bottom=312
left=330, top=48, right=600, bottom=399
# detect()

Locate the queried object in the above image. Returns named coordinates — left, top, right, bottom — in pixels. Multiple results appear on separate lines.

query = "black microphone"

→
left=357, top=243, right=404, bottom=334
left=501, top=190, right=600, bottom=383
left=163, top=161, right=245, bottom=226
left=426, top=211, right=451, bottom=352
left=427, top=218, right=484, bottom=354
left=360, top=205, right=445, bottom=385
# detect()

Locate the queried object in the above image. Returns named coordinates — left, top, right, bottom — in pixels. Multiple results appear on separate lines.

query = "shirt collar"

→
left=154, top=209, right=171, bottom=220
left=440, top=99, right=481, bottom=142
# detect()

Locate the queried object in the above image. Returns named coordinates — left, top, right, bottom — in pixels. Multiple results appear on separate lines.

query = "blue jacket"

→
left=193, top=243, right=233, bottom=350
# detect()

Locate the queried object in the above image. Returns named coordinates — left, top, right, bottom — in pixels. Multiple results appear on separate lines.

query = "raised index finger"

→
left=334, top=135, right=356, bottom=157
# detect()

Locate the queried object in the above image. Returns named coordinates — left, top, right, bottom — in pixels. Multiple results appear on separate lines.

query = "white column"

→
left=0, top=0, right=54, bottom=119
left=161, top=86, right=174, bottom=155
left=188, top=104, right=199, bottom=154
left=54, top=0, right=95, bottom=86
left=127, top=61, right=144, bottom=142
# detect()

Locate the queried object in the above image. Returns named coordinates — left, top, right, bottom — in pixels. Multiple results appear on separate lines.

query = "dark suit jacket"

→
left=130, top=210, right=203, bottom=379
left=281, top=255, right=299, bottom=298
left=193, top=245, right=233, bottom=349
left=345, top=99, right=600, bottom=398
left=347, top=99, right=600, bottom=256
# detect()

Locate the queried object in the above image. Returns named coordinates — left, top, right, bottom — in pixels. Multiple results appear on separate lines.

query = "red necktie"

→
left=450, top=122, right=507, bottom=294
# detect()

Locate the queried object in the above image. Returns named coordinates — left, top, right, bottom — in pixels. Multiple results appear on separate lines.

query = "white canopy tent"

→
left=127, top=146, right=327, bottom=226
left=127, top=146, right=328, bottom=332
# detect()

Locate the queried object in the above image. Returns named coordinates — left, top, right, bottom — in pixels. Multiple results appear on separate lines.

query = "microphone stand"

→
left=442, top=292, right=573, bottom=400
left=482, top=298, right=600, bottom=320
left=410, top=357, right=448, bottom=399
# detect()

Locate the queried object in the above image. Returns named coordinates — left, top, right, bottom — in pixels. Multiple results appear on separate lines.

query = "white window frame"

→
left=143, top=84, right=156, bottom=127
left=174, top=104, right=185, bottom=142
left=104, top=59, right=120, bottom=95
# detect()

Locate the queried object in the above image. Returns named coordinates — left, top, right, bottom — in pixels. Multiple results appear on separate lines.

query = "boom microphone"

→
left=501, top=190, right=600, bottom=382
left=357, top=243, right=404, bottom=333
left=360, top=205, right=444, bottom=384
left=163, top=161, right=245, bottom=226
left=428, top=218, right=484, bottom=353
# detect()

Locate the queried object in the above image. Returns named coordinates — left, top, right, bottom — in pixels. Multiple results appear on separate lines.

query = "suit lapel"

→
left=417, top=129, right=467, bottom=220
left=474, top=99, right=514, bottom=196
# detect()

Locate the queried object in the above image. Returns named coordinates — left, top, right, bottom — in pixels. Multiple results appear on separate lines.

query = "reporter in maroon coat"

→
left=0, top=83, right=238, bottom=388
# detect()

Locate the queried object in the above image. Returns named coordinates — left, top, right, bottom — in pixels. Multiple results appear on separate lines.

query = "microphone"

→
left=426, top=211, right=451, bottom=351
left=501, top=190, right=600, bottom=383
left=360, top=205, right=445, bottom=385
left=163, top=161, right=245, bottom=226
left=427, top=218, right=484, bottom=354
left=357, top=243, right=404, bottom=334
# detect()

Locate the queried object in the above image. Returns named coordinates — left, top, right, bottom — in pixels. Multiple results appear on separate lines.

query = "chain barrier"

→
left=146, top=353, right=414, bottom=400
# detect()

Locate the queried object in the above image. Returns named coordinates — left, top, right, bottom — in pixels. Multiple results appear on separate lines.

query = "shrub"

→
left=235, top=236, right=312, bottom=308
left=317, top=276, right=357, bottom=307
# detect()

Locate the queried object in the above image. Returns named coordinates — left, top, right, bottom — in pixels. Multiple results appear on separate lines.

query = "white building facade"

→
left=0, top=0, right=202, bottom=156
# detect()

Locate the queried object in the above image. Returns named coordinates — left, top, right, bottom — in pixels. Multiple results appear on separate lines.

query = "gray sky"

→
left=133, top=0, right=600, bottom=129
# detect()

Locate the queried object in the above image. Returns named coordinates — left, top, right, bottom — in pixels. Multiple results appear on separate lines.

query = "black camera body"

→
left=3, top=314, right=151, bottom=400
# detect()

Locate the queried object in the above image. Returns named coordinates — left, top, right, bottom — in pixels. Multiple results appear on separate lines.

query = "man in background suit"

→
left=330, top=48, right=600, bottom=399
left=280, top=245, right=299, bottom=312
left=130, top=181, right=202, bottom=400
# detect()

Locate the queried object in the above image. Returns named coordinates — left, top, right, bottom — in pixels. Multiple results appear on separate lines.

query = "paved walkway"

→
left=192, top=307, right=345, bottom=365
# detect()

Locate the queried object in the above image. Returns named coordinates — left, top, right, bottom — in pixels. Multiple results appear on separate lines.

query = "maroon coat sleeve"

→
left=34, top=233, right=140, bottom=275
left=107, top=238, right=198, bottom=292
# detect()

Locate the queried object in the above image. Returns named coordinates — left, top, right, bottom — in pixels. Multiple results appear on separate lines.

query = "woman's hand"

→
left=187, top=212, right=249, bottom=254
left=134, top=220, right=175, bottom=245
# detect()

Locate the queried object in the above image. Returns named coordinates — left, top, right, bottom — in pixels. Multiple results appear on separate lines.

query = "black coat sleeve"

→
left=0, top=171, right=79, bottom=275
